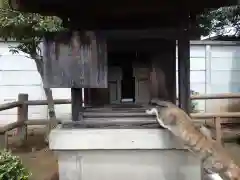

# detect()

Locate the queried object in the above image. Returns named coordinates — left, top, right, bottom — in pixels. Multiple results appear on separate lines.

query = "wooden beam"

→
left=100, top=28, right=199, bottom=40
left=0, top=101, right=21, bottom=111
left=107, top=39, right=177, bottom=52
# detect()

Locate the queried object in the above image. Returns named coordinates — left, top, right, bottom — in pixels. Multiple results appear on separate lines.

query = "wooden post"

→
left=71, top=88, right=83, bottom=121
left=214, top=117, right=222, bottom=145
left=178, top=29, right=190, bottom=114
left=0, top=131, right=8, bottom=150
left=17, top=93, right=28, bottom=143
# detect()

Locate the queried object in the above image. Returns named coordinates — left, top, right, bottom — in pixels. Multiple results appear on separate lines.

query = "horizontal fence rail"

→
left=191, top=112, right=240, bottom=119
left=190, top=93, right=240, bottom=100
left=1, top=92, right=240, bottom=149
left=0, top=101, right=22, bottom=111
left=0, top=99, right=71, bottom=111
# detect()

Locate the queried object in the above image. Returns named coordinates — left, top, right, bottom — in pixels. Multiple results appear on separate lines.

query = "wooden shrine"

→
left=8, top=0, right=240, bottom=118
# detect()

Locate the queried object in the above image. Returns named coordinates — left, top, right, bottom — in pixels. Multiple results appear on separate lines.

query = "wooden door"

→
left=133, top=67, right=150, bottom=104
left=108, top=67, right=122, bottom=104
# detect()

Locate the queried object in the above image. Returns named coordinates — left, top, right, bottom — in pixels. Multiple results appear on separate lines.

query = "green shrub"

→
left=190, top=90, right=199, bottom=113
left=0, top=150, right=31, bottom=180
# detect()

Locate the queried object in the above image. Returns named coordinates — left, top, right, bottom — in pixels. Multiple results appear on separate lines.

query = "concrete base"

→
left=49, top=124, right=202, bottom=180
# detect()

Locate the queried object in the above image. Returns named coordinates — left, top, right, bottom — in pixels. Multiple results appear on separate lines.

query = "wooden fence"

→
left=1, top=93, right=240, bottom=149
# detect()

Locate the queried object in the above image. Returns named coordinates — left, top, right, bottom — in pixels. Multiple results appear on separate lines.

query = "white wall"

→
left=205, top=44, right=240, bottom=112
left=0, top=42, right=71, bottom=125
left=176, top=44, right=207, bottom=112
left=176, top=41, right=240, bottom=112
left=208, top=45, right=240, bottom=93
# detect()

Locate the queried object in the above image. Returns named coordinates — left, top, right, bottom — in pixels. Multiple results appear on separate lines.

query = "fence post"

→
left=214, top=117, right=222, bottom=145
left=0, top=131, right=8, bottom=150
left=17, top=94, right=28, bottom=143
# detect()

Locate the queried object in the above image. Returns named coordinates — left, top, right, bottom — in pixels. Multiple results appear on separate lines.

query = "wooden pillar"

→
left=71, top=88, right=83, bottom=121
left=178, top=28, right=190, bottom=113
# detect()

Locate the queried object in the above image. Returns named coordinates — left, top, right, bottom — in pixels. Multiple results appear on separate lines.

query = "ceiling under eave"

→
left=9, top=0, right=240, bottom=14
left=9, top=0, right=240, bottom=30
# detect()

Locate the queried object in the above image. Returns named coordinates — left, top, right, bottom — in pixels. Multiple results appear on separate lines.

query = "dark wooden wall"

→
left=84, top=39, right=176, bottom=106
left=150, top=40, right=176, bottom=103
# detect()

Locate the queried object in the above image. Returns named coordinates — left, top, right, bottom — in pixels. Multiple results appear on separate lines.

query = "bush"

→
left=0, top=150, right=31, bottom=180
left=191, top=90, right=199, bottom=113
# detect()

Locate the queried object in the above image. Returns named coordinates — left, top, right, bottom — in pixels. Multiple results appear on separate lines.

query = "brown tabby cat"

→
left=146, top=100, right=240, bottom=180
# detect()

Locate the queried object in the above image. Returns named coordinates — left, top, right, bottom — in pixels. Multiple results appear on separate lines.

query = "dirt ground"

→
left=7, top=128, right=59, bottom=180
left=5, top=127, right=240, bottom=180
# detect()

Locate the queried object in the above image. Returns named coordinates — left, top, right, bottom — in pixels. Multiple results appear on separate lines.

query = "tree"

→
left=197, top=5, right=240, bottom=38
left=0, top=1, right=65, bottom=140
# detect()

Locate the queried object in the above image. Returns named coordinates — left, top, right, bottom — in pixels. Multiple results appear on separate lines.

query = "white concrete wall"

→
left=176, top=44, right=207, bottom=112
left=208, top=45, right=240, bottom=93
left=205, top=44, right=240, bottom=112
left=176, top=41, right=240, bottom=112
left=0, top=42, right=71, bottom=125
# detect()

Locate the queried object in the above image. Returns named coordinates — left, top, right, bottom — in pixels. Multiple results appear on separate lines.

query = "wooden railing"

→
left=0, top=94, right=70, bottom=149
left=1, top=93, right=240, bottom=149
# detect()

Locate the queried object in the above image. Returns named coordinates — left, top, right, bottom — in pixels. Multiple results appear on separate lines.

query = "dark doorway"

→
left=121, top=57, right=135, bottom=101
left=108, top=52, right=135, bottom=102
